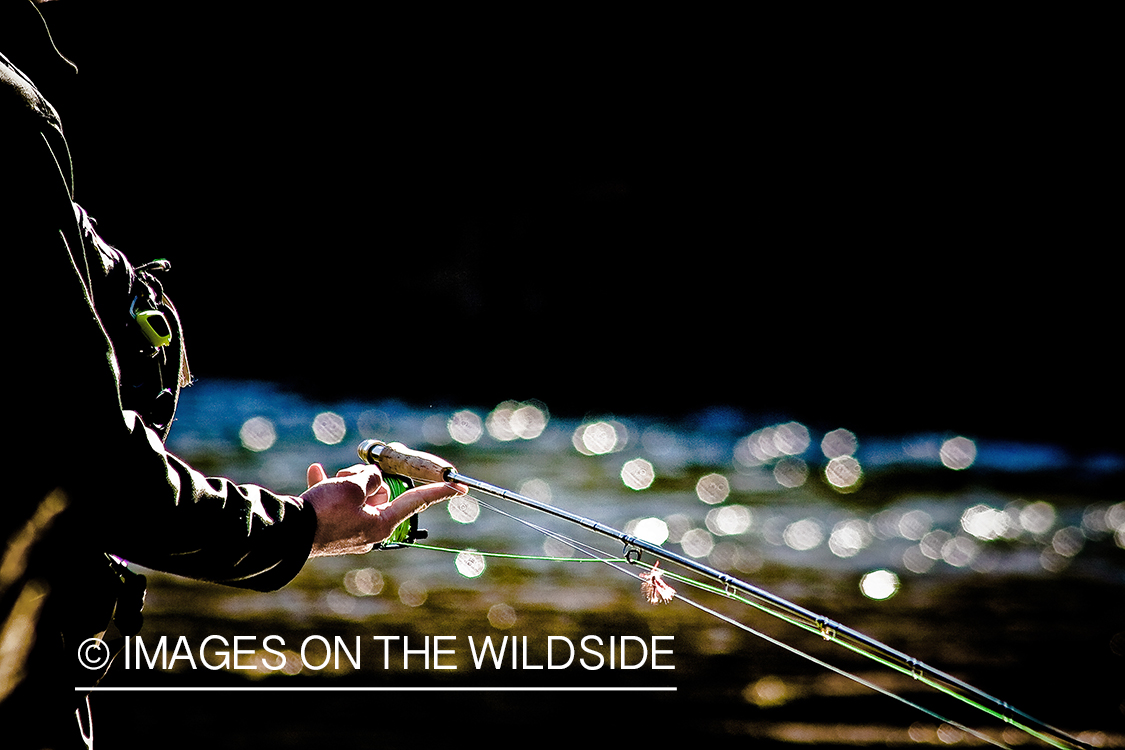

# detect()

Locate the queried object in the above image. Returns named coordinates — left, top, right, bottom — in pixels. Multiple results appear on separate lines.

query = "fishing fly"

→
left=639, top=561, right=676, bottom=605
left=357, top=439, right=1091, bottom=750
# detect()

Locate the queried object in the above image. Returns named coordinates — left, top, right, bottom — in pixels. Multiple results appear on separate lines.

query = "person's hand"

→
left=302, top=462, right=466, bottom=557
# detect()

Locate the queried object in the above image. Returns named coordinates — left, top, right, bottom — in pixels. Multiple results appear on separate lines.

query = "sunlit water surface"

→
left=97, top=380, right=1123, bottom=748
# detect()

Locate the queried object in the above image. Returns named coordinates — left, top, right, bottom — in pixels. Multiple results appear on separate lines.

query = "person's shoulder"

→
left=3, top=57, right=66, bottom=146
left=1, top=53, right=41, bottom=107
left=0, top=1, right=68, bottom=130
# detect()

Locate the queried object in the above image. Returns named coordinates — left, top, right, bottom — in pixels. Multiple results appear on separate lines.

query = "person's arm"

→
left=2, top=64, right=460, bottom=593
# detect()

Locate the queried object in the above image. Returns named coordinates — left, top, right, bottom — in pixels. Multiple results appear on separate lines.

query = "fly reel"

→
left=375, top=473, right=428, bottom=549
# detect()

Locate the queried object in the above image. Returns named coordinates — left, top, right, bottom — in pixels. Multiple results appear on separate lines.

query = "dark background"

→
left=34, top=3, right=1117, bottom=450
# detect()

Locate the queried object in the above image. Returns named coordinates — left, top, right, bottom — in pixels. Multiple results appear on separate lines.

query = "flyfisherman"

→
left=0, top=2, right=466, bottom=747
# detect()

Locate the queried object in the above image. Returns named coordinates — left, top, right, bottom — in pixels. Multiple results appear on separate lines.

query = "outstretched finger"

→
left=370, top=481, right=468, bottom=530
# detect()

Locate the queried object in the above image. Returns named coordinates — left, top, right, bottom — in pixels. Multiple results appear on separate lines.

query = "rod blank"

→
left=358, top=439, right=1089, bottom=750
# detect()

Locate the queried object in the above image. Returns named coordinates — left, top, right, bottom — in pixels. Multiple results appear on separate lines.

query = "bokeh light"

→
left=1106, top=501, right=1125, bottom=532
left=825, top=456, right=862, bottom=491
left=773, top=457, right=809, bottom=488
left=940, top=536, right=978, bottom=568
left=487, top=603, right=517, bottom=629
left=1019, top=501, right=1056, bottom=535
left=448, top=410, right=484, bottom=444
left=732, top=421, right=811, bottom=468
left=829, top=519, right=873, bottom=558
left=940, top=436, right=976, bottom=470
left=773, top=422, right=811, bottom=455
left=312, top=411, right=347, bottom=445
left=860, top=569, right=899, bottom=600
left=744, top=675, right=791, bottom=707
left=920, top=530, right=952, bottom=560
left=1051, top=526, right=1085, bottom=558
left=343, top=567, right=384, bottom=597
left=902, top=546, right=934, bottom=574
left=397, top=580, right=428, bottom=607
left=821, top=428, right=857, bottom=458
left=705, top=505, right=752, bottom=536
left=455, top=549, right=486, bottom=578
left=620, top=458, right=655, bottom=490
left=732, top=435, right=763, bottom=468
left=574, top=421, right=626, bottom=455
left=509, top=402, right=548, bottom=439
left=783, top=519, right=824, bottom=551
left=695, top=473, right=731, bottom=504
left=898, top=509, right=933, bottom=540
left=485, top=401, right=519, bottom=441
left=486, top=400, right=549, bottom=441
left=680, top=527, right=715, bottom=558
left=960, top=504, right=1008, bottom=541
left=1082, top=503, right=1117, bottom=536
left=448, top=494, right=480, bottom=524
left=240, top=416, right=277, bottom=452
left=1109, top=501, right=1125, bottom=549
left=630, top=516, right=670, bottom=545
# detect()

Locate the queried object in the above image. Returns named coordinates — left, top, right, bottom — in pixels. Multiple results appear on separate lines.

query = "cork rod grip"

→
left=357, top=440, right=457, bottom=483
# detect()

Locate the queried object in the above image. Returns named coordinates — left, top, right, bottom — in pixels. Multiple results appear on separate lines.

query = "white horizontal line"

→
left=78, top=686, right=676, bottom=692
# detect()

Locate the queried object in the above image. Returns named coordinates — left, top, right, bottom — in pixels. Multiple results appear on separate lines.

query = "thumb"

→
left=307, top=463, right=328, bottom=488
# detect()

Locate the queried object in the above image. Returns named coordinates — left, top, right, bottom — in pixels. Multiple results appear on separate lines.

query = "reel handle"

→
left=357, top=439, right=457, bottom=483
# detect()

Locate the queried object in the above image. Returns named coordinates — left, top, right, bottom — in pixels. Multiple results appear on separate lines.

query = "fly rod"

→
left=357, top=439, right=1090, bottom=750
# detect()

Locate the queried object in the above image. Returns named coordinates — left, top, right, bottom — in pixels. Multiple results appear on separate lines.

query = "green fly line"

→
left=396, top=498, right=1009, bottom=747
left=406, top=542, right=626, bottom=564
left=401, top=495, right=1088, bottom=750
left=360, top=440, right=1091, bottom=750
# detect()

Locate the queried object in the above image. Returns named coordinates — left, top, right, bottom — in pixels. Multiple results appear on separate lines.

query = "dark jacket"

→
left=1, top=2, right=317, bottom=744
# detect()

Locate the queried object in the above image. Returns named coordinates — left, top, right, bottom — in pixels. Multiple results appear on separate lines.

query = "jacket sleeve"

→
left=99, top=412, right=318, bottom=591
left=2, top=51, right=318, bottom=594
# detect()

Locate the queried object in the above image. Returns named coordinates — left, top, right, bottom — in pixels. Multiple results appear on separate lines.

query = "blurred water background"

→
left=93, top=378, right=1123, bottom=748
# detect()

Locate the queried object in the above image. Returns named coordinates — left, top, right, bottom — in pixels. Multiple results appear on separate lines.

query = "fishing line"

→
left=664, top=576, right=1009, bottom=749
left=359, top=440, right=1091, bottom=750
left=650, top=564, right=1070, bottom=748
left=471, top=496, right=637, bottom=574
left=413, top=494, right=1008, bottom=748
left=407, top=542, right=621, bottom=564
